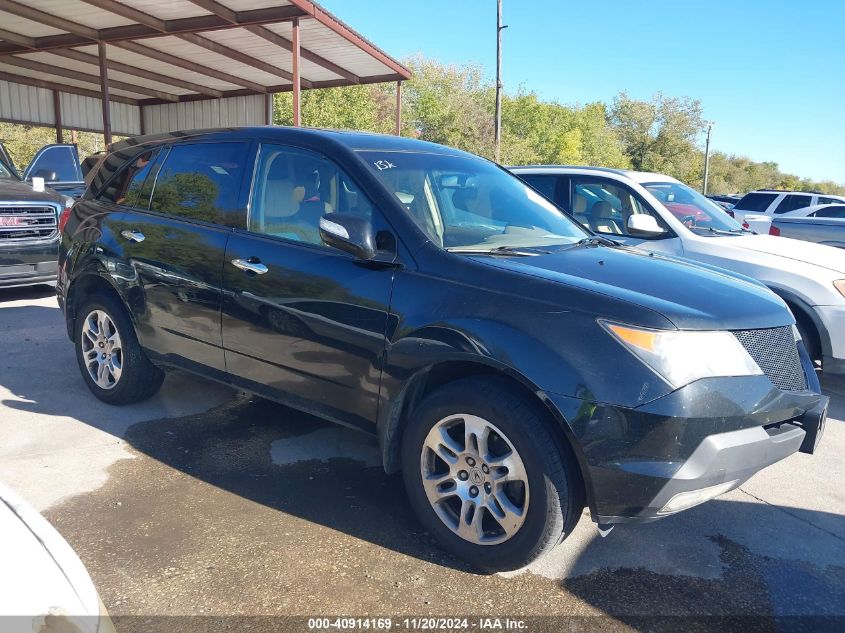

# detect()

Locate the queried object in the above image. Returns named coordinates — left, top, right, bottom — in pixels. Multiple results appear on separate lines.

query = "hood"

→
left=0, top=483, right=101, bottom=630
left=473, top=243, right=792, bottom=330
left=729, top=234, right=845, bottom=274
left=0, top=178, right=66, bottom=204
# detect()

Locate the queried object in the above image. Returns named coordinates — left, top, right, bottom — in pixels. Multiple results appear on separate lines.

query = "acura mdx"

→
left=58, top=128, right=827, bottom=570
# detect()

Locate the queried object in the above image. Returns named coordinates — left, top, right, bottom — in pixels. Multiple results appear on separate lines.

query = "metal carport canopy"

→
left=0, top=0, right=410, bottom=141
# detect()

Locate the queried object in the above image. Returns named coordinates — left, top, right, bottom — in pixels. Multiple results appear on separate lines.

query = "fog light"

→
left=657, top=480, right=739, bottom=515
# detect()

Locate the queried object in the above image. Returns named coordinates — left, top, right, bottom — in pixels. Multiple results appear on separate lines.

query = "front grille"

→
left=732, top=326, right=807, bottom=392
left=0, top=205, right=58, bottom=242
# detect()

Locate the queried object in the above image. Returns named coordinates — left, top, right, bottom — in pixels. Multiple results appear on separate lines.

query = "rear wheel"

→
left=401, top=377, right=582, bottom=571
left=74, top=292, right=164, bottom=405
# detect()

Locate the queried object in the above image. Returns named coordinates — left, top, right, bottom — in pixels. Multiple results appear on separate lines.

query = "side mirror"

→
left=31, top=169, right=58, bottom=182
left=319, top=213, right=377, bottom=260
left=627, top=214, right=666, bottom=237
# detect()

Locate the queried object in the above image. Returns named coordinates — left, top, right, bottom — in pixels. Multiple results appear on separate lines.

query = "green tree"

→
left=609, top=91, right=705, bottom=183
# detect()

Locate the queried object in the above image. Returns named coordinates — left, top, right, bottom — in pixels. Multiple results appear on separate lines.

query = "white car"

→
left=781, top=202, right=845, bottom=219
left=510, top=166, right=845, bottom=374
left=731, top=190, right=845, bottom=232
left=0, top=482, right=115, bottom=633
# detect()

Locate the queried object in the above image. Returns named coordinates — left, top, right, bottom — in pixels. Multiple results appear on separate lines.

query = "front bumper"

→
left=814, top=304, right=845, bottom=374
left=550, top=374, right=825, bottom=524
left=0, top=239, right=59, bottom=288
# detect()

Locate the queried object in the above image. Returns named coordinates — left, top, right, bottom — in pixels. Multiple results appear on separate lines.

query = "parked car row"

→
left=52, top=127, right=829, bottom=571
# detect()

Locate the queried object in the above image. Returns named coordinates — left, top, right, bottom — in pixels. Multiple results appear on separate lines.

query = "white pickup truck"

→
left=511, top=165, right=845, bottom=375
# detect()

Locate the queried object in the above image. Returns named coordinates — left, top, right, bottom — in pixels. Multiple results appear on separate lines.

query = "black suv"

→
left=58, top=128, right=827, bottom=570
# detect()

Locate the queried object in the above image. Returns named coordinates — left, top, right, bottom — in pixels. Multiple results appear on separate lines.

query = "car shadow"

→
left=0, top=284, right=56, bottom=302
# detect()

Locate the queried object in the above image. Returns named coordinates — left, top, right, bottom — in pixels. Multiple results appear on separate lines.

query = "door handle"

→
left=231, top=258, right=269, bottom=275
left=120, top=229, right=145, bottom=243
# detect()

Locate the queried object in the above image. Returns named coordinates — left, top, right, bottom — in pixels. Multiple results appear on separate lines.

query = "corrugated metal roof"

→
left=0, top=0, right=409, bottom=135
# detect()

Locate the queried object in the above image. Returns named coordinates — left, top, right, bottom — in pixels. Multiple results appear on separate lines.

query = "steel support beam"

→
left=53, top=90, right=63, bottom=143
left=395, top=81, right=402, bottom=136
left=98, top=42, right=112, bottom=145
left=292, top=18, right=301, bottom=127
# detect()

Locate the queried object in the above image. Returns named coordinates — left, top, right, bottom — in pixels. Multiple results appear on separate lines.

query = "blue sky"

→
left=320, top=0, right=845, bottom=183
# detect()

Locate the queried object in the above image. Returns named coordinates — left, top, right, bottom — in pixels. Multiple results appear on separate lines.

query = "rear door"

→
left=112, top=140, right=252, bottom=376
left=221, top=143, right=396, bottom=429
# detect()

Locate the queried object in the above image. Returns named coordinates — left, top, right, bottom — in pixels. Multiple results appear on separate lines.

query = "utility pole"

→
left=702, top=122, right=713, bottom=194
left=494, top=0, right=506, bottom=163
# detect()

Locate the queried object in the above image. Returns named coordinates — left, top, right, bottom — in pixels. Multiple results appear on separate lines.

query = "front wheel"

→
left=401, top=377, right=582, bottom=571
left=74, top=292, right=164, bottom=405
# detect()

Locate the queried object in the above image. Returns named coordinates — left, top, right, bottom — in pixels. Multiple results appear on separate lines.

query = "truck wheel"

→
left=74, top=292, right=164, bottom=405
left=401, top=377, right=582, bottom=571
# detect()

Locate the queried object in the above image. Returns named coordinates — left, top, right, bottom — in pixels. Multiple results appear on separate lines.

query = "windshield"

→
left=643, top=181, right=745, bottom=232
left=359, top=151, right=588, bottom=250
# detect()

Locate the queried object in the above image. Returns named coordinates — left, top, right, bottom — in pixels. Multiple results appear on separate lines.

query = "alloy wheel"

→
left=420, top=414, right=529, bottom=545
left=80, top=309, right=123, bottom=390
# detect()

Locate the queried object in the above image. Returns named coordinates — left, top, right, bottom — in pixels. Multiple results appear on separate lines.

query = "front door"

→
left=568, top=176, right=683, bottom=256
left=222, top=144, right=396, bottom=429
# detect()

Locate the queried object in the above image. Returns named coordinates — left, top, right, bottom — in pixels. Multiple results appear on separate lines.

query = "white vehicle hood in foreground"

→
left=727, top=234, right=845, bottom=274
left=0, top=482, right=102, bottom=633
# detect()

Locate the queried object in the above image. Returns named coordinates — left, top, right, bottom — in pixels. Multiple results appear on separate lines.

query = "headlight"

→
left=601, top=321, right=763, bottom=388
left=835, top=280, right=845, bottom=298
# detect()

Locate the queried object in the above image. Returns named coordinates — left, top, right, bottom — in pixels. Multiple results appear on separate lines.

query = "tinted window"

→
left=249, top=144, right=376, bottom=247
left=774, top=194, right=812, bottom=214
left=96, top=149, right=158, bottom=207
left=27, top=145, right=80, bottom=182
left=520, top=175, right=560, bottom=205
left=735, top=192, right=777, bottom=212
left=814, top=205, right=845, bottom=218
left=818, top=197, right=843, bottom=205
left=150, top=143, right=248, bottom=227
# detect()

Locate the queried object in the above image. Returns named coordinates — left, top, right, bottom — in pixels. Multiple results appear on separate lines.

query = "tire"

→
left=401, top=377, right=582, bottom=571
left=794, top=313, right=820, bottom=366
left=74, top=292, right=164, bottom=405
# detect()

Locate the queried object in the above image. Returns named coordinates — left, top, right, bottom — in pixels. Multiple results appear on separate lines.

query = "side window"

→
left=96, top=149, right=159, bottom=207
left=735, top=192, right=777, bottom=212
left=774, top=194, right=813, bottom=214
left=818, top=197, right=842, bottom=205
left=150, top=142, right=249, bottom=227
left=25, top=145, right=81, bottom=182
left=519, top=175, right=560, bottom=206
left=814, top=205, right=845, bottom=218
left=249, top=144, right=376, bottom=247
left=571, top=179, right=669, bottom=238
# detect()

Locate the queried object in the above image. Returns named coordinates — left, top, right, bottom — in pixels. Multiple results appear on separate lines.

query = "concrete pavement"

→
left=1, top=286, right=843, bottom=631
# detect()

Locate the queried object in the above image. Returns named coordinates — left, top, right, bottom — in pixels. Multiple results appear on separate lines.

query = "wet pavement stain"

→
left=43, top=394, right=845, bottom=633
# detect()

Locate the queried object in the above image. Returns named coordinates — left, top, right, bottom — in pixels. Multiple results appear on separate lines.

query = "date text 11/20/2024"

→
left=307, top=618, right=527, bottom=630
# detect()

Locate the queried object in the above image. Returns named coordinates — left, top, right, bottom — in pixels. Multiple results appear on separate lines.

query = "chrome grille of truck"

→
left=0, top=205, right=58, bottom=242
left=732, top=326, right=807, bottom=392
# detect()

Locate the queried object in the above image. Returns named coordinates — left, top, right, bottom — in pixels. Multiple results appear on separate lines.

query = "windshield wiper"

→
left=447, top=245, right=552, bottom=256
left=688, top=226, right=745, bottom=237
left=576, top=235, right=622, bottom=247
